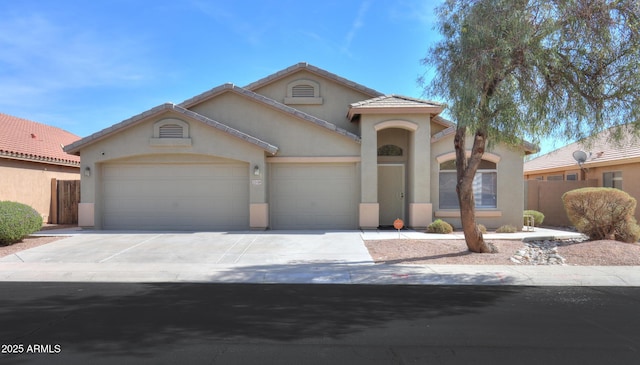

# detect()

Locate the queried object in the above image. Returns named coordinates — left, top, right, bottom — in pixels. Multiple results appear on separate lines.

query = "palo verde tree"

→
left=423, top=0, right=640, bottom=253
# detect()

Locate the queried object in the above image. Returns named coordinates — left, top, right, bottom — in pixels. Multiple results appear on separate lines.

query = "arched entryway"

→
left=377, top=128, right=409, bottom=227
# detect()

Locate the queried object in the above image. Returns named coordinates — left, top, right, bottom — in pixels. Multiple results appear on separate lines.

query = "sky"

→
left=0, top=0, right=559, bottom=155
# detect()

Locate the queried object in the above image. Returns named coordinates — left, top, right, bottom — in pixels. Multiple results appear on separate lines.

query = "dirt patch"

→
left=365, top=238, right=640, bottom=266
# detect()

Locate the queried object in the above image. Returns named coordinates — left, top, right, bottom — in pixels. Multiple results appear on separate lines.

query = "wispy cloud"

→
left=341, top=1, right=371, bottom=56
left=0, top=13, right=152, bottom=106
left=190, top=1, right=272, bottom=47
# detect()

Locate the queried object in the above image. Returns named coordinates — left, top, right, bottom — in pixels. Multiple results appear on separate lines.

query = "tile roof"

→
left=180, top=83, right=361, bottom=143
left=347, top=95, right=445, bottom=120
left=244, top=62, right=384, bottom=98
left=0, top=112, right=80, bottom=167
left=524, top=126, right=640, bottom=173
left=64, top=103, right=279, bottom=155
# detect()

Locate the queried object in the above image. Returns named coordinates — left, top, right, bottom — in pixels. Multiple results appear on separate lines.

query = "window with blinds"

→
left=439, top=159, right=497, bottom=209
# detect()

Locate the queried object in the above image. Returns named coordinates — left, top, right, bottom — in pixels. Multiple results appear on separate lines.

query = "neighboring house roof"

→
left=244, top=62, right=384, bottom=98
left=348, top=94, right=446, bottom=121
left=64, top=103, right=279, bottom=155
left=0, top=112, right=80, bottom=167
left=524, top=126, right=640, bottom=174
left=179, top=83, right=361, bottom=143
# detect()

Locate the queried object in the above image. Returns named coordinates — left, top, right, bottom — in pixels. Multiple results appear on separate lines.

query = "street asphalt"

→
left=0, top=227, right=638, bottom=286
left=2, top=283, right=640, bottom=365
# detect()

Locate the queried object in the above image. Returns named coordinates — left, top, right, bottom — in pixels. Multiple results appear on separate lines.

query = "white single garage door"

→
left=270, top=163, right=358, bottom=229
left=101, top=162, right=249, bottom=230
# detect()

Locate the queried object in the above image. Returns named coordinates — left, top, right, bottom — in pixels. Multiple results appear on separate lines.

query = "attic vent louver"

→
left=292, top=84, right=315, bottom=98
left=159, top=124, right=183, bottom=138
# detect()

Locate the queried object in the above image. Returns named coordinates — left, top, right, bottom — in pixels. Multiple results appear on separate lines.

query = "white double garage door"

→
left=101, top=162, right=358, bottom=230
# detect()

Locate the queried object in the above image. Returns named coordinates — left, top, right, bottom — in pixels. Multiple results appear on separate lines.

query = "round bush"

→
left=523, top=210, right=545, bottom=227
left=496, top=224, right=517, bottom=233
left=0, top=201, right=43, bottom=245
left=477, top=224, right=487, bottom=234
left=562, top=187, right=640, bottom=242
left=427, top=219, right=453, bottom=234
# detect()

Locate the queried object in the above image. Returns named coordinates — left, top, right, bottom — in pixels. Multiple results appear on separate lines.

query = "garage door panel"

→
left=101, top=162, right=249, bottom=230
left=270, top=163, right=357, bottom=230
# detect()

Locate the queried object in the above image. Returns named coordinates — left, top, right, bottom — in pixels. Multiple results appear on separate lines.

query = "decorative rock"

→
left=510, top=239, right=571, bottom=265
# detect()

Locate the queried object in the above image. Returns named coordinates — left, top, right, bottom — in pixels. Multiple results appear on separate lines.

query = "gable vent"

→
left=291, top=84, right=315, bottom=98
left=159, top=124, right=184, bottom=138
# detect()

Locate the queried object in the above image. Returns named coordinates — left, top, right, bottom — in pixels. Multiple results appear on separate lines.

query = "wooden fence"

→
left=50, top=179, right=80, bottom=224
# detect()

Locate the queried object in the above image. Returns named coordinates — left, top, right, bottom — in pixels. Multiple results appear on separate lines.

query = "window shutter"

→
left=159, top=124, right=183, bottom=138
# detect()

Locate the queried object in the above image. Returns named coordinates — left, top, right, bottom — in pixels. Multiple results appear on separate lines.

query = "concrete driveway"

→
left=1, top=230, right=373, bottom=266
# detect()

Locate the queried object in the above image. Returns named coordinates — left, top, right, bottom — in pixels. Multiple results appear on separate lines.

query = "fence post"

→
left=50, top=178, right=58, bottom=224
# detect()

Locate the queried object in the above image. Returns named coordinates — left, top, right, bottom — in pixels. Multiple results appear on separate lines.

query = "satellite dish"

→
left=573, top=150, right=588, bottom=166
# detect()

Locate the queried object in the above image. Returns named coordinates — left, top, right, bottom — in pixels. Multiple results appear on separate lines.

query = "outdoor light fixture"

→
left=84, top=166, right=91, bottom=177
left=253, top=165, right=260, bottom=176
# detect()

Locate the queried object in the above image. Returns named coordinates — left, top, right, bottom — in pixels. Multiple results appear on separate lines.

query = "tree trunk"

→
left=455, top=127, right=498, bottom=254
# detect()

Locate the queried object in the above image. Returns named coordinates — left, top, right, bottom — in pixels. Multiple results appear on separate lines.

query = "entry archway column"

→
left=408, top=116, right=432, bottom=229
left=359, top=122, right=379, bottom=229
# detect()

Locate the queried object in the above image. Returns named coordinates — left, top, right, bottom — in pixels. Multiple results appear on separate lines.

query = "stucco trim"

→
left=149, top=138, right=192, bottom=147
left=266, top=156, right=361, bottom=163
left=435, top=151, right=502, bottom=164
left=374, top=120, right=419, bottom=132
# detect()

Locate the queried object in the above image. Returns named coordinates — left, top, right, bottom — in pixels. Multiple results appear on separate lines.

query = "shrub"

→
left=562, top=187, right=640, bottom=243
left=477, top=224, right=487, bottom=234
left=496, top=224, right=517, bottom=233
left=427, top=219, right=453, bottom=234
left=523, top=210, right=545, bottom=227
left=0, top=201, right=43, bottom=245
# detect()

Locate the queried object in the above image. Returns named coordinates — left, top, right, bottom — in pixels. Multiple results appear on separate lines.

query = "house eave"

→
left=64, top=103, right=280, bottom=155
left=0, top=152, right=81, bottom=168
left=347, top=106, right=444, bottom=120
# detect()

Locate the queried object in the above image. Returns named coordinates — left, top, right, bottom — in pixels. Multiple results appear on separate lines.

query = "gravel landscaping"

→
left=365, top=237, right=640, bottom=266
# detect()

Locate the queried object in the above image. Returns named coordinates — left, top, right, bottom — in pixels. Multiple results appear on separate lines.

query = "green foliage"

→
left=562, top=188, right=640, bottom=243
left=427, top=219, right=454, bottom=234
left=523, top=210, right=545, bottom=227
left=424, top=0, right=640, bottom=145
left=0, top=201, right=43, bottom=245
left=422, top=0, right=640, bottom=250
left=496, top=225, right=518, bottom=233
left=477, top=224, right=487, bottom=234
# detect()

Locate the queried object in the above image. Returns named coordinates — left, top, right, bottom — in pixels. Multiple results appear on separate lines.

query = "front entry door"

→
left=378, top=164, right=405, bottom=226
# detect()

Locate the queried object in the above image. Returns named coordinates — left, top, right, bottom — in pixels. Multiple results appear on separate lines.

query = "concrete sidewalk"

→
left=0, top=228, right=638, bottom=286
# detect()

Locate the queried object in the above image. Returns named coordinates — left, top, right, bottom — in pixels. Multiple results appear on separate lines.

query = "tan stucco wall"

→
left=189, top=92, right=361, bottom=157
left=249, top=69, right=376, bottom=134
left=431, top=135, right=526, bottom=230
left=77, top=110, right=270, bottom=228
left=0, top=158, right=79, bottom=222
left=526, top=162, right=640, bottom=222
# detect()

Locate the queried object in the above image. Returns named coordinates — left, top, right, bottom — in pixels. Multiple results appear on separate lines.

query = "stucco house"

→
left=65, top=63, right=532, bottom=231
left=524, top=126, right=640, bottom=222
left=0, top=112, right=80, bottom=222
